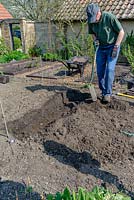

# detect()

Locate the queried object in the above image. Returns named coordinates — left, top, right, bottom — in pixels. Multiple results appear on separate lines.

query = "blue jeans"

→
left=96, top=44, right=120, bottom=96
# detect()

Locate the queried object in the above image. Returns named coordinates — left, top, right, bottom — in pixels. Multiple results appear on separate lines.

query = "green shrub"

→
left=121, top=31, right=134, bottom=54
left=57, top=34, right=94, bottom=61
left=123, top=44, right=134, bottom=74
left=42, top=52, right=61, bottom=61
left=121, top=31, right=134, bottom=53
left=28, top=45, right=42, bottom=57
left=55, top=22, right=94, bottom=60
left=0, top=71, right=4, bottom=76
left=46, top=186, right=131, bottom=200
left=122, top=31, right=134, bottom=74
left=0, top=50, right=29, bottom=63
left=13, top=36, right=21, bottom=50
left=0, top=38, right=9, bottom=55
left=0, top=55, right=7, bottom=63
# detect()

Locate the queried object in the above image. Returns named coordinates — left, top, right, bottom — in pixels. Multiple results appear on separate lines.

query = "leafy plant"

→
left=0, top=50, right=29, bottom=63
left=26, top=185, right=33, bottom=193
left=122, top=31, right=134, bottom=74
left=121, top=31, right=134, bottom=53
left=13, top=36, right=21, bottom=50
left=0, top=55, right=7, bottom=63
left=122, top=44, right=134, bottom=74
left=42, top=52, right=61, bottom=61
left=46, top=186, right=131, bottom=200
left=0, top=71, right=4, bottom=76
left=28, top=45, right=42, bottom=57
left=55, top=22, right=94, bottom=60
left=87, top=34, right=94, bottom=63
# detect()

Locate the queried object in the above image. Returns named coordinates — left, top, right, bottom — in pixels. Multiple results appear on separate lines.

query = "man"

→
left=86, top=3, right=124, bottom=103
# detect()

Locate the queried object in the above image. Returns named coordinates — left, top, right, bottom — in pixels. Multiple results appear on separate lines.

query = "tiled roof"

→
left=55, top=0, right=134, bottom=21
left=0, top=3, right=13, bottom=20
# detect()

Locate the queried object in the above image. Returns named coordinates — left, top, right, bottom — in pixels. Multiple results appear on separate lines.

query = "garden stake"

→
left=0, top=100, right=14, bottom=154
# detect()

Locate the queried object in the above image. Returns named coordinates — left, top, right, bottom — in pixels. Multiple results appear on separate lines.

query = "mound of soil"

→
left=8, top=89, right=134, bottom=197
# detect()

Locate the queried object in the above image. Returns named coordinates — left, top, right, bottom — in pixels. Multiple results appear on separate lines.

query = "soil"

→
left=0, top=63, right=134, bottom=200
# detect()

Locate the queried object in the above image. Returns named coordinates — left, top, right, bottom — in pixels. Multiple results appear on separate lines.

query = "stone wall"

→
left=0, top=19, right=134, bottom=54
left=64, top=20, right=134, bottom=42
left=121, top=20, right=134, bottom=37
left=0, top=19, right=36, bottom=53
left=20, top=19, right=36, bottom=53
left=0, top=22, right=12, bottom=50
left=34, top=22, right=58, bottom=53
left=33, top=20, right=134, bottom=52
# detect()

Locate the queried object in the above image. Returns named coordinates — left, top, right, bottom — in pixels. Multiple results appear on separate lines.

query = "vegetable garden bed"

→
left=0, top=58, right=41, bottom=75
left=26, top=64, right=70, bottom=79
left=8, top=89, right=134, bottom=199
left=0, top=63, right=133, bottom=200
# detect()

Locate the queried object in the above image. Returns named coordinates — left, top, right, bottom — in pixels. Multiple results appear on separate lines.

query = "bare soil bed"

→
left=0, top=64, right=134, bottom=200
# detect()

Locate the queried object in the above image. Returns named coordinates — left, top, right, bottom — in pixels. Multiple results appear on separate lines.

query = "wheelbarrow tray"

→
left=65, top=56, right=89, bottom=77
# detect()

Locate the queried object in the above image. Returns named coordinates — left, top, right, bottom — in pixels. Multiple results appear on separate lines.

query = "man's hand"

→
left=93, top=39, right=99, bottom=50
left=111, top=45, right=119, bottom=58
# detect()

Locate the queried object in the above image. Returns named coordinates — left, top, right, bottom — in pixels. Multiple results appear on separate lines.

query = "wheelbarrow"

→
left=60, top=55, right=97, bottom=102
left=60, top=56, right=89, bottom=78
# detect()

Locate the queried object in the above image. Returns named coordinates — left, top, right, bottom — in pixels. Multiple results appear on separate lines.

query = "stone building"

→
left=0, top=3, right=13, bottom=48
left=1, top=1, right=134, bottom=53
left=33, top=0, right=134, bottom=54
left=0, top=3, right=36, bottom=52
left=54, top=0, right=134, bottom=39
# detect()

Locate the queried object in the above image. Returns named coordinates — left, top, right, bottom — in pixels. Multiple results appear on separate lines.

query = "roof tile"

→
left=55, top=0, right=134, bottom=21
left=0, top=3, right=13, bottom=20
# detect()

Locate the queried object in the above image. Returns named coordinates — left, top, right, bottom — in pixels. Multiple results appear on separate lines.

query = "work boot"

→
left=102, top=95, right=111, bottom=103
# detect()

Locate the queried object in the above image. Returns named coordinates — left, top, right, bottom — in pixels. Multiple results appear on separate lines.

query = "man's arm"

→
left=115, top=29, right=125, bottom=46
left=112, top=29, right=125, bottom=58
left=91, top=34, right=99, bottom=49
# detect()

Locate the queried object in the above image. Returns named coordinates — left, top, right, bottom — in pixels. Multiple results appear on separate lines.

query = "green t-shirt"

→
left=88, top=11, right=123, bottom=46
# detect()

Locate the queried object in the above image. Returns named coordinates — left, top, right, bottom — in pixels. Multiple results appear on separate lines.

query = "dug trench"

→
left=8, top=89, right=134, bottom=197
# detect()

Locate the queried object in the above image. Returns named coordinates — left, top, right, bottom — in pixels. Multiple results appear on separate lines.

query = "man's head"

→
left=86, top=3, right=101, bottom=23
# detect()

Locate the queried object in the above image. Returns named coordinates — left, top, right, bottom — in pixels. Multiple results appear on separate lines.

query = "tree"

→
left=0, top=0, right=63, bottom=21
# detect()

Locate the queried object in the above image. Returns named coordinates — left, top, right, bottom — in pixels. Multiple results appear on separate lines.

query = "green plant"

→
left=0, top=71, right=4, bottom=76
left=46, top=186, right=131, bottom=200
left=56, top=33, right=85, bottom=60
left=0, top=50, right=29, bottom=63
left=26, top=185, right=33, bottom=193
left=13, top=25, right=20, bottom=31
left=0, top=38, right=9, bottom=55
left=0, top=55, right=7, bottom=63
left=39, top=22, right=94, bottom=61
left=121, top=31, right=134, bottom=74
left=87, top=34, right=94, bottom=63
left=42, top=52, right=61, bottom=61
left=13, top=36, right=21, bottom=50
left=56, top=22, right=94, bottom=60
left=121, top=31, right=134, bottom=53
left=28, top=45, right=42, bottom=57
left=122, top=44, right=134, bottom=74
